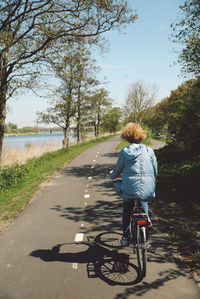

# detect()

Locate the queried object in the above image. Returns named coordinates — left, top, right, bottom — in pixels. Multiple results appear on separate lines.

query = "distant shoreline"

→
left=4, top=131, right=61, bottom=137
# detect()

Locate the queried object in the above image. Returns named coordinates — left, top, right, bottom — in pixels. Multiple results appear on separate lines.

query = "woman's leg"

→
left=140, top=200, right=149, bottom=216
left=140, top=200, right=152, bottom=227
left=122, top=199, right=135, bottom=238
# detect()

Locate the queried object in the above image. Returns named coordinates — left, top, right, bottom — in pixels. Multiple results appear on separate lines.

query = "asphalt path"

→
left=0, top=137, right=199, bottom=299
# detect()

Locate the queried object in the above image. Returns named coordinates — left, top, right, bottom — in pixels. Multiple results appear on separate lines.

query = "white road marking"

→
left=93, top=160, right=96, bottom=162
left=84, top=202, right=87, bottom=206
left=85, top=189, right=88, bottom=193
left=75, top=233, right=84, bottom=242
left=80, top=223, right=84, bottom=228
left=88, top=176, right=92, bottom=180
left=91, top=165, right=94, bottom=169
left=86, top=184, right=89, bottom=187
left=72, top=263, right=78, bottom=269
left=84, top=194, right=90, bottom=199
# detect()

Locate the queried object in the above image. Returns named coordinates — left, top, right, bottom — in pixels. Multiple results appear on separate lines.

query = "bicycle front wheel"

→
left=136, top=225, right=147, bottom=277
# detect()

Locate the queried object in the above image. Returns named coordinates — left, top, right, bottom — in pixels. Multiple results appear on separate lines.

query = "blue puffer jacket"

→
left=110, top=144, right=157, bottom=201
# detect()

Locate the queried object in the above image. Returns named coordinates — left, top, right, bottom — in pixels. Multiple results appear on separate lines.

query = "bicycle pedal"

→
left=142, top=243, right=151, bottom=250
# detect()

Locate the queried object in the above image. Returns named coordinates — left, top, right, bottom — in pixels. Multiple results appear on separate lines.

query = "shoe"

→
left=120, top=237, right=129, bottom=247
left=147, top=217, right=153, bottom=228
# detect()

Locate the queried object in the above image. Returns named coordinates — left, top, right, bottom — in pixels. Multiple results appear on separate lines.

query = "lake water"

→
left=3, top=131, right=75, bottom=150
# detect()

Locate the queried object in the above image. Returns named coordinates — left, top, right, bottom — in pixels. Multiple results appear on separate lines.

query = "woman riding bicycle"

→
left=110, top=123, right=158, bottom=246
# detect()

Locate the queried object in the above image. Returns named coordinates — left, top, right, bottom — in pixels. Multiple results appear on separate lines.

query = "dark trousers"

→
left=122, top=199, right=149, bottom=238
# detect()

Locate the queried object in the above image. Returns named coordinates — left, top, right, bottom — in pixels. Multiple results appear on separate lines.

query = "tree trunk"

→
left=0, top=51, right=8, bottom=168
left=77, top=123, right=81, bottom=142
left=62, top=64, right=73, bottom=148
left=94, top=122, right=97, bottom=136
left=77, top=84, right=81, bottom=143
left=63, top=126, right=70, bottom=148
left=0, top=95, right=6, bottom=168
left=97, top=112, right=100, bottom=136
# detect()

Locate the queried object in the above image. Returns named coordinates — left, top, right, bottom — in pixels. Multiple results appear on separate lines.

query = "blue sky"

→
left=6, top=0, right=184, bottom=128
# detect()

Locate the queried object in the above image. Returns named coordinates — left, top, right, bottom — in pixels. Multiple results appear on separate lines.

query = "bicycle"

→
left=130, top=199, right=150, bottom=278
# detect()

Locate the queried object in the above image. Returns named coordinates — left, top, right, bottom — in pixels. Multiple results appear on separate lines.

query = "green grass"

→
left=0, top=135, right=115, bottom=228
left=152, top=135, right=166, bottom=143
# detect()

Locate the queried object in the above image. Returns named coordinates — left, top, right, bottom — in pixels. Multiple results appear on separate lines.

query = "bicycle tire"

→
left=130, top=218, right=136, bottom=250
left=136, top=224, right=147, bottom=277
left=95, top=258, right=142, bottom=285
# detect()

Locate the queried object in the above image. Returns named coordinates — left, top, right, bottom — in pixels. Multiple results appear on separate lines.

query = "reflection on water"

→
left=3, top=131, right=75, bottom=150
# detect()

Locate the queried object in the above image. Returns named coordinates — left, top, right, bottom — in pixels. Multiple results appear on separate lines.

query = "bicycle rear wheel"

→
left=136, top=225, right=147, bottom=277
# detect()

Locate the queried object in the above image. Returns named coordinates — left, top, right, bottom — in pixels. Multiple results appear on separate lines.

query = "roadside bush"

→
left=0, top=164, right=30, bottom=191
left=153, top=145, right=200, bottom=273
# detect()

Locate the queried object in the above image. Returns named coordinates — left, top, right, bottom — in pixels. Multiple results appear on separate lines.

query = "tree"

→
left=86, top=88, right=112, bottom=136
left=167, top=77, right=200, bottom=157
left=123, top=80, right=158, bottom=124
left=72, top=48, right=100, bottom=143
left=102, top=107, right=122, bottom=133
left=143, top=97, right=169, bottom=132
left=5, top=122, right=17, bottom=133
left=37, top=51, right=78, bottom=148
left=37, top=96, right=75, bottom=148
left=37, top=41, right=101, bottom=147
left=171, top=0, right=200, bottom=76
left=0, top=0, right=137, bottom=166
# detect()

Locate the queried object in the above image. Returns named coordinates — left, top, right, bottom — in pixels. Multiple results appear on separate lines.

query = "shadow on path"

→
left=51, top=199, right=123, bottom=234
left=61, top=163, right=115, bottom=180
left=30, top=229, right=192, bottom=291
left=30, top=234, right=142, bottom=286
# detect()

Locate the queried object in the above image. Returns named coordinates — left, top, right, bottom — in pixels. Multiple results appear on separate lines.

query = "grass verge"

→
left=0, top=135, right=115, bottom=230
left=151, top=135, right=166, bottom=143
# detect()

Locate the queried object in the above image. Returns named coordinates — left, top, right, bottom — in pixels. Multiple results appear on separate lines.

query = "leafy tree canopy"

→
left=102, top=107, right=122, bottom=133
left=167, top=77, right=200, bottom=157
left=171, top=0, right=200, bottom=76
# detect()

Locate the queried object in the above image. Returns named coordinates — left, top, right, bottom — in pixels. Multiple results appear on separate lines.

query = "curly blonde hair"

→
left=121, top=123, right=147, bottom=144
